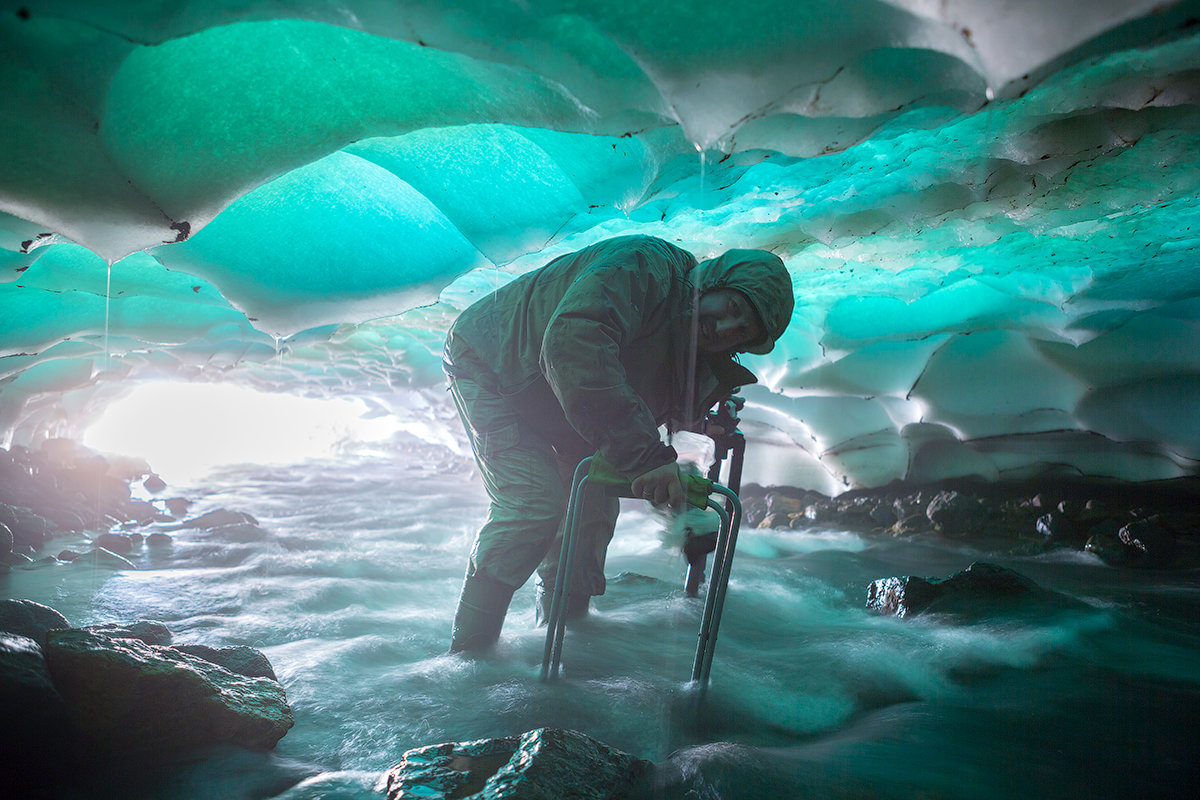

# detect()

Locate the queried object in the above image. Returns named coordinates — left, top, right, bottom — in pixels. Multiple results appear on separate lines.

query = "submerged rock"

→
left=77, top=546, right=138, bottom=569
left=865, top=562, right=1058, bottom=620
left=42, top=628, right=293, bottom=758
left=173, top=508, right=260, bottom=529
left=383, top=727, right=651, bottom=800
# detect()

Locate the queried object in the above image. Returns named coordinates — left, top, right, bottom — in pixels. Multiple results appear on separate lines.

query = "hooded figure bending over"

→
left=442, top=235, right=794, bottom=652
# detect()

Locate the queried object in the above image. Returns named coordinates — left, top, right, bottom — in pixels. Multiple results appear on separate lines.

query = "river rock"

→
left=77, top=547, right=138, bottom=569
left=925, top=490, right=987, bottom=537
left=0, top=632, right=74, bottom=786
left=171, top=644, right=278, bottom=681
left=42, top=628, right=293, bottom=757
left=1035, top=511, right=1081, bottom=547
left=147, top=531, right=173, bottom=546
left=865, top=562, right=1051, bottom=619
left=0, top=633, right=69, bottom=739
left=383, top=727, right=651, bottom=800
left=869, top=502, right=896, bottom=526
left=0, top=520, right=12, bottom=556
left=85, top=620, right=173, bottom=646
left=0, top=598, right=71, bottom=646
left=1118, top=516, right=1177, bottom=568
left=94, top=532, right=134, bottom=554
left=164, top=497, right=192, bottom=516
left=120, top=498, right=163, bottom=524
left=6, top=506, right=51, bottom=549
left=1085, top=529, right=1136, bottom=565
left=2, top=550, right=34, bottom=566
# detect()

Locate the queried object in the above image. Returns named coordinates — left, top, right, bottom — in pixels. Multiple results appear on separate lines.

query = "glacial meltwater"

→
left=6, top=450, right=1200, bottom=799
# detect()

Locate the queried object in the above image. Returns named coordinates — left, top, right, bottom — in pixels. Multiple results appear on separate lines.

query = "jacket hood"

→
left=695, top=249, right=794, bottom=354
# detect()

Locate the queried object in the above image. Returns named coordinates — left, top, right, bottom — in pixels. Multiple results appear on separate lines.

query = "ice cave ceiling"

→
left=2, top=0, right=1199, bottom=494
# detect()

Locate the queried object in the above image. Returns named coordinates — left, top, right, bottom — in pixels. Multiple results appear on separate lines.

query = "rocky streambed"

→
left=4, top=438, right=1200, bottom=799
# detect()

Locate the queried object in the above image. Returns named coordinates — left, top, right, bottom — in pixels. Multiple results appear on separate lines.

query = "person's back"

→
left=448, top=234, right=697, bottom=395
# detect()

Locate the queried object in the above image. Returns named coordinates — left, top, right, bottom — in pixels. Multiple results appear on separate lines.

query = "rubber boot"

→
left=449, top=573, right=516, bottom=653
left=534, top=582, right=590, bottom=627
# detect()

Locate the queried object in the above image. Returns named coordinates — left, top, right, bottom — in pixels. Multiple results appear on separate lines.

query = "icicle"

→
left=103, top=260, right=113, bottom=373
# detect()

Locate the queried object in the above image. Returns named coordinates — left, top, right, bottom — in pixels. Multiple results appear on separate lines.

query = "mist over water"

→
left=8, top=452, right=1200, bottom=799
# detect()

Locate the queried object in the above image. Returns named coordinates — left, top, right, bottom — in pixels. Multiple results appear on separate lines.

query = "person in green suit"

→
left=443, top=235, right=793, bottom=652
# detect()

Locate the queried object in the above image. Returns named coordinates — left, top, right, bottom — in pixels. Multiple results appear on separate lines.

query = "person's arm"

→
left=539, top=254, right=684, bottom=482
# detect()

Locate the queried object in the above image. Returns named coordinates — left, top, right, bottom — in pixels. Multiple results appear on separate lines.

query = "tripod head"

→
left=683, top=392, right=747, bottom=596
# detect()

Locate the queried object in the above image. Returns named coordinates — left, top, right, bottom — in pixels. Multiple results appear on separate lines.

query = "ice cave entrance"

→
left=83, top=382, right=399, bottom=485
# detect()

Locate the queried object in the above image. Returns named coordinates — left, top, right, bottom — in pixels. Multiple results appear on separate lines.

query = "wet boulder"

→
left=0, top=633, right=66, bottom=712
left=925, top=490, right=987, bottom=537
left=77, top=546, right=139, bottom=569
left=1118, top=516, right=1178, bottom=568
left=5, top=506, right=51, bottom=549
left=119, top=498, right=163, bottom=525
left=866, top=562, right=1056, bottom=620
left=94, top=532, right=135, bottom=555
left=1085, top=527, right=1138, bottom=565
left=383, top=727, right=651, bottom=800
left=38, top=505, right=85, bottom=533
left=868, top=502, right=896, bottom=527
left=889, top=510, right=930, bottom=536
left=84, top=620, right=173, bottom=646
left=757, top=491, right=807, bottom=528
left=164, top=497, right=192, bottom=517
left=0, top=598, right=71, bottom=646
left=803, top=502, right=836, bottom=524
left=171, top=644, right=278, bottom=681
left=42, top=629, right=293, bottom=758
left=0, top=633, right=72, bottom=770
left=0, top=503, right=20, bottom=535
left=1035, top=511, right=1082, bottom=547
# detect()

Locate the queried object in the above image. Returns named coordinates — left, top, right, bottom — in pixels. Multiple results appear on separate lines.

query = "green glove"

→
left=586, top=452, right=712, bottom=509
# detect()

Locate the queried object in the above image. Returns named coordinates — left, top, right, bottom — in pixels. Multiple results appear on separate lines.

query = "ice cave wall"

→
left=1, top=1, right=1199, bottom=494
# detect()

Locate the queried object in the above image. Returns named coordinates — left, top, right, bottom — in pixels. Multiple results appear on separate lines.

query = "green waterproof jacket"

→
left=446, top=235, right=789, bottom=480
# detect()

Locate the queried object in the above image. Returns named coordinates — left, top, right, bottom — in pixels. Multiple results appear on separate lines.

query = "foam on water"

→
left=6, top=454, right=1200, bottom=798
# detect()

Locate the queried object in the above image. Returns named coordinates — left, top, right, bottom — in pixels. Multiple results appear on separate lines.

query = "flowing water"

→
left=7, top=450, right=1200, bottom=799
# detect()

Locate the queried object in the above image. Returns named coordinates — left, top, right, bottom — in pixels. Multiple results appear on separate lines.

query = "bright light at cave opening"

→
left=83, top=382, right=399, bottom=486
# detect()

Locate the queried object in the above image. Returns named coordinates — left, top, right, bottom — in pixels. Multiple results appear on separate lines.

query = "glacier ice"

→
left=1, top=1, right=1199, bottom=491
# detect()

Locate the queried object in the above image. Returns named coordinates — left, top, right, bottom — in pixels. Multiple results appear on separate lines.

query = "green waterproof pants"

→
left=445, top=351, right=619, bottom=600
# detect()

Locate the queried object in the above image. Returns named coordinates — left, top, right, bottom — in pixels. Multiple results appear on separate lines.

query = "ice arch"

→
left=2, top=0, right=1200, bottom=491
